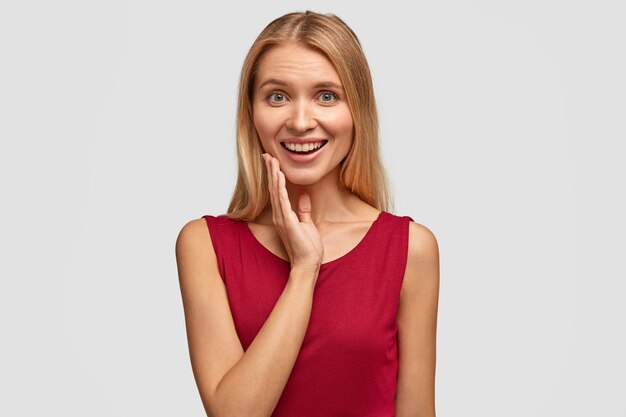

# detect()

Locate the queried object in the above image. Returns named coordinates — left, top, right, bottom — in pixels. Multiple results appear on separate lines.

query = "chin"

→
left=283, top=173, right=322, bottom=186
left=282, top=167, right=327, bottom=186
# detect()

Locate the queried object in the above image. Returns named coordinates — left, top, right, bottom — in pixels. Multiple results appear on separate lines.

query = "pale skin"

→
left=175, top=43, right=439, bottom=417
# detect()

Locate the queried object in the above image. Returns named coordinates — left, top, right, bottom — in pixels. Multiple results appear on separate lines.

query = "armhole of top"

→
left=201, top=215, right=226, bottom=282
left=404, top=215, right=414, bottom=257
left=399, top=215, right=415, bottom=290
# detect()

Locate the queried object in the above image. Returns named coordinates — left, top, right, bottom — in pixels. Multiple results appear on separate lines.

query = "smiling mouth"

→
left=280, top=140, right=328, bottom=154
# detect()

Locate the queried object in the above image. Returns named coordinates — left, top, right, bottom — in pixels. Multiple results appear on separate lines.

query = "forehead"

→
left=255, top=43, right=342, bottom=87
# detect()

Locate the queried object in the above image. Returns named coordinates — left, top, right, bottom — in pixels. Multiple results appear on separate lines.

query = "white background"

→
left=1, top=0, right=624, bottom=416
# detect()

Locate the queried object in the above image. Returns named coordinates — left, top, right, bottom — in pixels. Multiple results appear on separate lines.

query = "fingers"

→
left=263, top=153, right=281, bottom=224
left=263, top=153, right=307, bottom=226
left=263, top=153, right=293, bottom=225
left=277, top=169, right=299, bottom=224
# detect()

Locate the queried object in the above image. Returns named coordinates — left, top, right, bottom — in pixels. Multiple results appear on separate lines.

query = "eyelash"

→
left=317, top=91, right=339, bottom=103
left=265, top=91, right=340, bottom=104
left=266, top=92, right=286, bottom=103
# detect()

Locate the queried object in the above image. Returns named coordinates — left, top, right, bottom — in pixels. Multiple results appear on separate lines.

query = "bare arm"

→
left=176, top=154, right=323, bottom=417
left=176, top=223, right=316, bottom=417
left=395, top=222, right=440, bottom=417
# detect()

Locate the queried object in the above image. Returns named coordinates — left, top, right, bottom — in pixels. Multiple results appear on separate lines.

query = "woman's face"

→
left=252, top=43, right=354, bottom=186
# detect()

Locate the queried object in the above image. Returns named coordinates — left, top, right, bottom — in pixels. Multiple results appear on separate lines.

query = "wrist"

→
left=289, top=264, right=320, bottom=281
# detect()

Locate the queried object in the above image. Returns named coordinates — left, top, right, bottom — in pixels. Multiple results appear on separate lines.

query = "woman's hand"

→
left=263, top=153, right=324, bottom=275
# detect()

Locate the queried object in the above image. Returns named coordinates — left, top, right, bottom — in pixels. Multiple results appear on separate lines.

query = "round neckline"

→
left=243, top=211, right=386, bottom=269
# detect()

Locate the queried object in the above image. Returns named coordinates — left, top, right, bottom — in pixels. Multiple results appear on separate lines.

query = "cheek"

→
left=252, top=107, right=275, bottom=143
left=323, top=108, right=354, bottom=139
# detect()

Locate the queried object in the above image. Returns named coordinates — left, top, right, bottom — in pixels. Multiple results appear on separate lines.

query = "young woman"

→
left=176, top=11, right=440, bottom=417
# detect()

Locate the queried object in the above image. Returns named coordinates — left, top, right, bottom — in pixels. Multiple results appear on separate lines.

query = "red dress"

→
left=203, top=211, right=412, bottom=417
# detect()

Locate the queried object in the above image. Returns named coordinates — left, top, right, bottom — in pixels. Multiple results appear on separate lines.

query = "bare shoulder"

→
left=176, top=217, right=213, bottom=255
left=407, top=221, right=439, bottom=265
left=175, top=217, right=220, bottom=289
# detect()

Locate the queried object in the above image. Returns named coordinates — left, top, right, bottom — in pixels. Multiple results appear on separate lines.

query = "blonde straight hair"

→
left=227, top=11, right=391, bottom=220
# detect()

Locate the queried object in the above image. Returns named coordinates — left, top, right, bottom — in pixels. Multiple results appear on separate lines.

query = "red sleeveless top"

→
left=203, top=211, right=412, bottom=417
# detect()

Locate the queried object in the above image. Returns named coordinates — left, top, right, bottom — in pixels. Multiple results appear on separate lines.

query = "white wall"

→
left=1, top=0, right=624, bottom=415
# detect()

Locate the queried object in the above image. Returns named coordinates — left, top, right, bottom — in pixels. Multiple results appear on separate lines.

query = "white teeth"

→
left=284, top=141, right=324, bottom=152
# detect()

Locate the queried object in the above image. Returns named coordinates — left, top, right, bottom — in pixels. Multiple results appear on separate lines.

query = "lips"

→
left=280, top=140, right=328, bottom=154
left=278, top=139, right=328, bottom=162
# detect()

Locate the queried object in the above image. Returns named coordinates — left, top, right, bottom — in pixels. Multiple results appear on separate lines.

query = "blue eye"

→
left=268, top=92, right=285, bottom=103
left=318, top=91, right=338, bottom=103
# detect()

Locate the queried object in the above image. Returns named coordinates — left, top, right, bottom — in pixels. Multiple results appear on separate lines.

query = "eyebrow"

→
left=257, top=78, right=344, bottom=91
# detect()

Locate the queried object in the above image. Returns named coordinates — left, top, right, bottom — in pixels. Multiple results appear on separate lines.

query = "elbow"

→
left=204, top=405, right=267, bottom=417
left=201, top=389, right=270, bottom=417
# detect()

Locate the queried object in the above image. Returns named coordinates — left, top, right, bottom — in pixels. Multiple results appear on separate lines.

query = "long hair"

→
left=227, top=11, right=391, bottom=220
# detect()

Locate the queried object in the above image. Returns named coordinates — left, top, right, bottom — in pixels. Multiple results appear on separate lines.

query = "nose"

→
left=285, top=101, right=317, bottom=132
